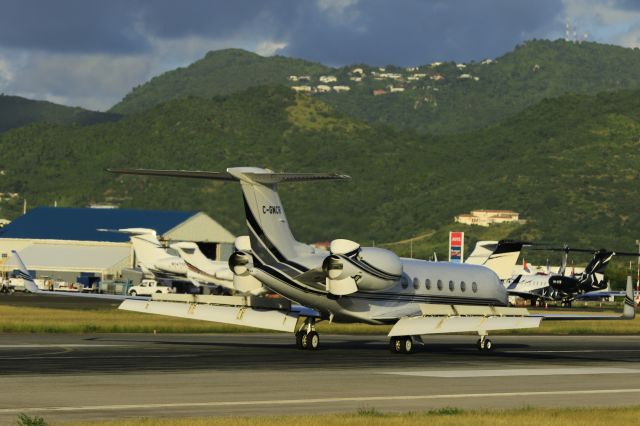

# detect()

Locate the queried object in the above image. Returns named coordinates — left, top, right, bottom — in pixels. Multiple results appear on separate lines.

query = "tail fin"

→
left=99, top=228, right=168, bottom=268
left=108, top=167, right=350, bottom=264
left=10, top=250, right=39, bottom=293
left=466, top=240, right=526, bottom=281
left=624, top=274, right=636, bottom=319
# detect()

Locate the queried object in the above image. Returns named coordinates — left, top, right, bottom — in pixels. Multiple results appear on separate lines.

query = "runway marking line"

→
left=2, top=388, right=640, bottom=414
left=0, top=344, right=127, bottom=348
left=381, top=367, right=640, bottom=378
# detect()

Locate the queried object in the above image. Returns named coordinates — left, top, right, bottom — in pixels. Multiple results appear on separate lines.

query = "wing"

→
left=119, top=293, right=319, bottom=333
left=389, top=304, right=542, bottom=337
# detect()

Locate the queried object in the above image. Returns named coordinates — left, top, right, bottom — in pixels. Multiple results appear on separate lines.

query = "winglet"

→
left=624, top=274, right=636, bottom=319
left=10, top=250, right=39, bottom=293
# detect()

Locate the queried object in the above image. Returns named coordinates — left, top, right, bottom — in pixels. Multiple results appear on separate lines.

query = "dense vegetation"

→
left=110, top=40, right=640, bottom=134
left=110, top=48, right=330, bottom=114
left=1, top=86, right=639, bottom=260
left=0, top=94, right=120, bottom=133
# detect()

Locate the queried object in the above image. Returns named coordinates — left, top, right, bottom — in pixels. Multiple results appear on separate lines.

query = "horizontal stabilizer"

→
left=108, top=168, right=350, bottom=184
left=107, top=168, right=236, bottom=180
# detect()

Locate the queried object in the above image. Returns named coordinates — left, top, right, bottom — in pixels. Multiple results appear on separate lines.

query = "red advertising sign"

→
left=449, top=231, right=464, bottom=263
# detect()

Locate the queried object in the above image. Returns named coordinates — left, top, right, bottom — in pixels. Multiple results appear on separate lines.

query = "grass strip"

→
left=54, top=405, right=640, bottom=426
left=0, top=304, right=639, bottom=334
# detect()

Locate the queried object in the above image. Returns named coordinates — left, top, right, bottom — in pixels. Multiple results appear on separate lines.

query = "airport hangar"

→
left=0, top=207, right=235, bottom=285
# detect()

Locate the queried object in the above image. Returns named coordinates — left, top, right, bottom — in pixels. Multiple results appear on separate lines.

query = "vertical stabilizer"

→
left=624, top=274, right=636, bottom=319
left=99, top=228, right=168, bottom=269
left=10, top=250, right=39, bottom=293
left=226, top=167, right=349, bottom=264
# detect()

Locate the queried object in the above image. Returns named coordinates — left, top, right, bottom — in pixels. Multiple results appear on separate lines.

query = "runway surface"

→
left=1, top=333, right=640, bottom=423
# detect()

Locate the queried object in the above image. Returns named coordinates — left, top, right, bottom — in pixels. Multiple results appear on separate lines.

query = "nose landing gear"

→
left=477, top=335, right=493, bottom=352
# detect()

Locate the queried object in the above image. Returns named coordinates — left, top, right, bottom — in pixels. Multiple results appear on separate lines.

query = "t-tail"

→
left=107, top=167, right=350, bottom=270
left=98, top=228, right=168, bottom=270
left=10, top=250, right=39, bottom=293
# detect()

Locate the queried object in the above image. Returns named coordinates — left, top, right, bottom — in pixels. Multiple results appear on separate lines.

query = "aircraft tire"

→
left=307, top=331, right=319, bottom=350
left=296, top=331, right=307, bottom=350
left=484, top=339, right=493, bottom=351
left=402, top=336, right=414, bottom=354
left=389, top=337, right=398, bottom=353
left=129, top=290, right=137, bottom=297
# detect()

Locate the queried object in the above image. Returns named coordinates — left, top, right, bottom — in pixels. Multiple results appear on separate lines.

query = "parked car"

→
left=128, top=280, right=174, bottom=296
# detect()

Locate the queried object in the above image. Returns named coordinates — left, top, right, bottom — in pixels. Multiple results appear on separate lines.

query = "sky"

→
left=1, top=0, right=640, bottom=111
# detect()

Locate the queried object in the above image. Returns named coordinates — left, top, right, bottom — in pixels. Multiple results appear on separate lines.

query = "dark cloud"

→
left=282, top=0, right=564, bottom=66
left=0, top=0, right=564, bottom=63
left=0, top=0, right=150, bottom=54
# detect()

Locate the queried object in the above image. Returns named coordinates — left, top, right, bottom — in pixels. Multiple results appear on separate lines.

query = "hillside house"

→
left=316, top=85, right=331, bottom=93
left=455, top=210, right=521, bottom=227
left=372, top=89, right=387, bottom=96
left=332, top=85, right=351, bottom=92
left=319, top=75, right=337, bottom=83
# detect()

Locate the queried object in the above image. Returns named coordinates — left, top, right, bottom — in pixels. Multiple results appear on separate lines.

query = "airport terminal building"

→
left=0, top=207, right=235, bottom=284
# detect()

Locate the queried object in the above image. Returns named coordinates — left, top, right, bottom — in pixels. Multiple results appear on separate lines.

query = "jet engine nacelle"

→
left=322, top=239, right=403, bottom=296
left=229, top=251, right=252, bottom=277
left=228, top=251, right=263, bottom=293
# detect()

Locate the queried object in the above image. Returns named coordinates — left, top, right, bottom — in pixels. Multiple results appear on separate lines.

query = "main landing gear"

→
left=477, top=335, right=493, bottom=352
left=295, top=317, right=319, bottom=350
left=389, top=336, right=415, bottom=354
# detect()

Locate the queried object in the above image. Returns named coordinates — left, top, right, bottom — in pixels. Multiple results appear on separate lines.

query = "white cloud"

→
left=0, top=57, right=14, bottom=88
left=0, top=34, right=271, bottom=110
left=561, top=0, right=640, bottom=44
left=255, top=41, right=287, bottom=56
left=316, top=0, right=361, bottom=24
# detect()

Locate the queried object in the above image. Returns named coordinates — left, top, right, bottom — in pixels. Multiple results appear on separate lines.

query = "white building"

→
left=455, top=210, right=521, bottom=227
left=319, top=75, right=337, bottom=83
left=0, top=207, right=235, bottom=284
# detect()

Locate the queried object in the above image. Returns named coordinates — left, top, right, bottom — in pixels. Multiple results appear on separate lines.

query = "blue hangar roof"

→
left=0, top=207, right=197, bottom=243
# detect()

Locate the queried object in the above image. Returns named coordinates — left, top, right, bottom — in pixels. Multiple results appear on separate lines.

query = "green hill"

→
left=1, top=85, right=639, bottom=259
left=109, top=40, right=640, bottom=134
left=0, top=94, right=121, bottom=133
left=109, top=48, right=330, bottom=114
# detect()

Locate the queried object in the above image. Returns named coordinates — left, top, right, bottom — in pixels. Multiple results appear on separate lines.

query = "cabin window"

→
left=460, top=281, right=466, bottom=292
left=449, top=280, right=454, bottom=291
left=472, top=281, right=478, bottom=293
left=412, top=277, right=420, bottom=290
left=425, top=278, right=431, bottom=290
left=401, top=276, right=409, bottom=289
left=437, top=279, right=443, bottom=290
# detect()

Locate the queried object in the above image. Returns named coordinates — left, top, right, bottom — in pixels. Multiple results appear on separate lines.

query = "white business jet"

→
left=108, top=167, right=636, bottom=354
left=99, top=228, right=250, bottom=294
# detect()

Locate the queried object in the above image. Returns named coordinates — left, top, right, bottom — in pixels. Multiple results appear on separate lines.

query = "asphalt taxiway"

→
left=1, top=333, right=640, bottom=423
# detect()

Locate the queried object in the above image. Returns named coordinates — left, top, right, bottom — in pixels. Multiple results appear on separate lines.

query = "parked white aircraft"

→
left=465, top=240, right=528, bottom=281
left=108, top=167, right=636, bottom=354
left=99, top=228, right=246, bottom=293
